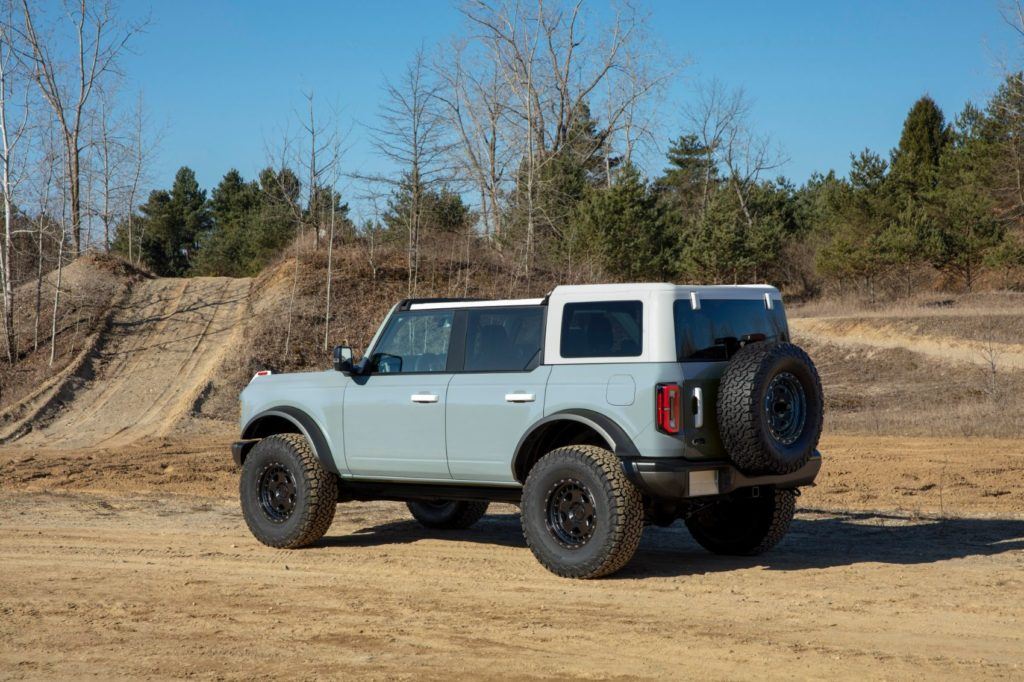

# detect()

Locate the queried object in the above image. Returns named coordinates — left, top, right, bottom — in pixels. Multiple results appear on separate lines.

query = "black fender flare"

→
left=511, top=409, right=640, bottom=482
left=240, top=406, right=339, bottom=475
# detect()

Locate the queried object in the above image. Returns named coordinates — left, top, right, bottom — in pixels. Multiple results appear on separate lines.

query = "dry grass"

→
left=787, top=289, right=1024, bottom=439
left=790, top=290, right=1024, bottom=319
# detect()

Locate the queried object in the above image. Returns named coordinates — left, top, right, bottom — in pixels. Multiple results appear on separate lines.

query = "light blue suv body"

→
left=233, top=283, right=821, bottom=503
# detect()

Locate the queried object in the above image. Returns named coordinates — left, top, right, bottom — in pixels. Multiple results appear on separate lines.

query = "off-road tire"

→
left=717, top=342, right=824, bottom=475
left=240, top=433, right=338, bottom=549
left=407, top=500, right=490, bottom=529
left=685, top=489, right=796, bottom=556
left=521, top=445, right=644, bottom=579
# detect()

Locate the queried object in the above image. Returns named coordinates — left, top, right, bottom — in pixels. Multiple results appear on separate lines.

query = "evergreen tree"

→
left=815, top=150, right=901, bottom=294
left=383, top=178, right=474, bottom=239
left=922, top=103, right=1004, bottom=290
left=571, top=164, right=670, bottom=280
left=654, top=133, right=716, bottom=221
left=191, top=169, right=263, bottom=276
left=137, top=167, right=211, bottom=276
left=889, top=95, right=950, bottom=196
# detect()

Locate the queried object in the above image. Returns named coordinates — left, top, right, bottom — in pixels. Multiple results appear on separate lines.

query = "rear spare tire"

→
left=407, top=500, right=489, bottom=529
left=717, top=342, right=823, bottom=475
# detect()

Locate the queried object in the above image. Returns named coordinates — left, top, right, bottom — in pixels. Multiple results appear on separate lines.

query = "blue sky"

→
left=116, top=1, right=1016, bottom=218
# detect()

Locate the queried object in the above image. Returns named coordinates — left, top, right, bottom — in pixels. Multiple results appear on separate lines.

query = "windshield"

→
left=673, top=298, right=788, bottom=362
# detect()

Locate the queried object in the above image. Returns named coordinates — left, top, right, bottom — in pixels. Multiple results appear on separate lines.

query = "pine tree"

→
left=890, top=95, right=950, bottom=197
left=137, top=167, right=211, bottom=276
left=191, top=169, right=262, bottom=276
left=571, top=163, right=670, bottom=281
left=923, top=103, right=1004, bottom=290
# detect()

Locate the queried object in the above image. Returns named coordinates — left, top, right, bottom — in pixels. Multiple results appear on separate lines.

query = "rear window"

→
left=673, top=298, right=787, bottom=362
left=561, top=301, right=642, bottom=358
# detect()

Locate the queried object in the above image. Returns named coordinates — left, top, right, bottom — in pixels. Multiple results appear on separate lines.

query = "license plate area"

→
left=688, top=469, right=719, bottom=497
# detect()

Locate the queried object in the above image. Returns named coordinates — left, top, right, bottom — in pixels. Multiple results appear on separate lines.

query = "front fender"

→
left=240, top=406, right=339, bottom=475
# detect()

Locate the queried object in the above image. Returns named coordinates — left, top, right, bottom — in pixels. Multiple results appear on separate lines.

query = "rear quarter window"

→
left=674, top=298, right=787, bottom=362
left=560, top=301, right=642, bottom=358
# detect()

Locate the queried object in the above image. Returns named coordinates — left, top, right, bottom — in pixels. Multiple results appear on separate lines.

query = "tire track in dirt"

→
left=17, top=276, right=250, bottom=449
left=790, top=317, right=1024, bottom=371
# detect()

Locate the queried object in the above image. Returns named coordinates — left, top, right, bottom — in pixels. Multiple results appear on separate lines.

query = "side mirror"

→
left=333, top=345, right=354, bottom=372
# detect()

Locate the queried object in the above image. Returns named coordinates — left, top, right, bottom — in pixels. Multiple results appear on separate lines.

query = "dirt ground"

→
left=1, top=430, right=1022, bottom=680
left=1, top=274, right=1023, bottom=679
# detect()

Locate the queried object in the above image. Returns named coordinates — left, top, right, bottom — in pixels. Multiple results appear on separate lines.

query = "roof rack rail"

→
left=396, top=297, right=481, bottom=311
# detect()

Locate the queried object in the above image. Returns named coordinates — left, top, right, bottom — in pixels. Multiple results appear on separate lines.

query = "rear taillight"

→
left=656, top=383, right=681, bottom=434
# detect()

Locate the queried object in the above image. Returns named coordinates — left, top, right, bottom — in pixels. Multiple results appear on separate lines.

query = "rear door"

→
left=674, top=295, right=789, bottom=460
left=445, top=306, right=549, bottom=483
left=344, top=308, right=456, bottom=479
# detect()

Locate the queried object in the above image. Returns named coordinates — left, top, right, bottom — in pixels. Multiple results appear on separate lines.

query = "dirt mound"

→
left=9, top=276, right=250, bottom=448
left=791, top=316, right=1024, bottom=371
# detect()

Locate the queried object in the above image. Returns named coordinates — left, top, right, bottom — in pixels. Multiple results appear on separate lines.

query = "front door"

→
left=445, top=306, right=549, bottom=483
left=344, top=309, right=455, bottom=479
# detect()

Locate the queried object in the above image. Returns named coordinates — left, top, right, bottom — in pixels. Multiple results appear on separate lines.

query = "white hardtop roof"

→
left=549, top=282, right=781, bottom=302
left=550, top=282, right=779, bottom=294
left=406, top=282, right=780, bottom=310
left=407, top=297, right=545, bottom=310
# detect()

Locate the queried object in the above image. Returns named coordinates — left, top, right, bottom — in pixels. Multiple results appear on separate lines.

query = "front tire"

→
left=684, top=489, right=796, bottom=556
left=521, top=445, right=644, bottom=579
left=240, top=433, right=338, bottom=548
left=407, top=500, right=489, bottom=529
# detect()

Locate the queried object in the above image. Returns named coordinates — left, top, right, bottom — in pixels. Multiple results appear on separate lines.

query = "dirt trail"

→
left=790, top=317, right=1024, bottom=371
left=16, top=277, right=249, bottom=449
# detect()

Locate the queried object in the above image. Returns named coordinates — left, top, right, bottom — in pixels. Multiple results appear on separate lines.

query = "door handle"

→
left=411, top=393, right=439, bottom=403
left=693, top=387, right=704, bottom=428
left=505, top=393, right=536, bottom=403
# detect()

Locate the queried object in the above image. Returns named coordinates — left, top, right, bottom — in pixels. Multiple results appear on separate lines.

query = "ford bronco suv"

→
left=233, top=283, right=823, bottom=578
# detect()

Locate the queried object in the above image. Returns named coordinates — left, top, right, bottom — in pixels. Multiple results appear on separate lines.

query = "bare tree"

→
left=299, top=90, right=341, bottom=250
left=49, top=154, right=68, bottom=366
left=122, top=92, right=151, bottom=264
left=435, top=38, right=512, bottom=240
left=93, top=88, right=120, bottom=250
left=323, top=135, right=347, bottom=351
left=456, top=0, right=668, bottom=279
left=16, top=0, right=142, bottom=255
left=364, top=48, right=451, bottom=295
left=684, top=80, right=747, bottom=220
left=0, top=14, right=30, bottom=364
left=32, top=133, right=58, bottom=351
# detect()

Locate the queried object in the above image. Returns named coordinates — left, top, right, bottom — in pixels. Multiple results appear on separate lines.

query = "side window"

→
left=464, top=307, right=544, bottom=372
left=560, top=301, right=642, bottom=358
left=370, top=310, right=454, bottom=373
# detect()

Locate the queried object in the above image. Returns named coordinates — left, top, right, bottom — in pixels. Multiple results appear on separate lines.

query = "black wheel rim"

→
left=258, top=463, right=297, bottom=523
left=545, top=478, right=597, bottom=549
left=763, top=372, right=807, bottom=445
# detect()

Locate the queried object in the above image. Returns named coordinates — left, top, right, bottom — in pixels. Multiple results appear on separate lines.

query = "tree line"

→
left=2, top=0, right=1024, bottom=371
left=123, top=76, right=1024, bottom=299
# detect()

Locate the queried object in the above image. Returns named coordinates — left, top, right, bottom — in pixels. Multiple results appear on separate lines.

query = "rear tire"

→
left=521, top=445, right=644, bottom=579
left=407, top=500, right=489, bottom=529
left=240, top=433, right=338, bottom=549
left=684, top=489, right=796, bottom=556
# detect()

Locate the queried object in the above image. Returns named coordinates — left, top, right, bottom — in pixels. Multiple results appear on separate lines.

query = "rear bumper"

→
left=620, top=451, right=822, bottom=501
